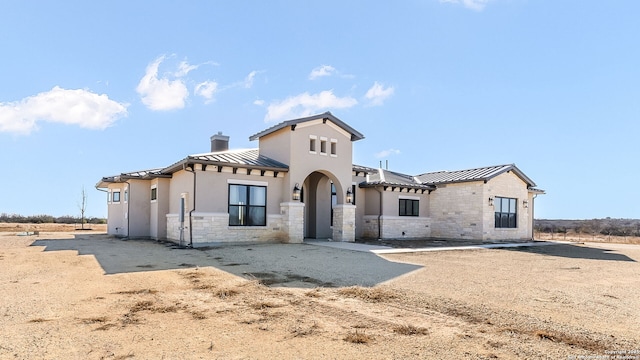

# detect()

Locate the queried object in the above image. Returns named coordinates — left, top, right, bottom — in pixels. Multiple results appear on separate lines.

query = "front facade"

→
left=97, top=113, right=544, bottom=246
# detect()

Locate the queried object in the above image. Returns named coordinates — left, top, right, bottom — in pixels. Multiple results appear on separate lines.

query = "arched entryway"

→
left=301, top=171, right=345, bottom=239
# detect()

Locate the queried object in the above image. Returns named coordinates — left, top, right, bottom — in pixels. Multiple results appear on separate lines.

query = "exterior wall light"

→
left=346, top=187, right=353, bottom=204
left=488, top=196, right=494, bottom=206
left=292, top=183, right=301, bottom=201
left=523, top=200, right=529, bottom=208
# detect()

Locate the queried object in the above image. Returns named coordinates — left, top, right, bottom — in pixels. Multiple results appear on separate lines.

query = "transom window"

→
left=495, top=197, right=517, bottom=228
left=229, top=184, right=266, bottom=226
left=399, top=199, right=419, bottom=216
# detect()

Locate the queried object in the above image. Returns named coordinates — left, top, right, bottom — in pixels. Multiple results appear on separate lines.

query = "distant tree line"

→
left=535, top=218, right=640, bottom=238
left=0, top=213, right=106, bottom=224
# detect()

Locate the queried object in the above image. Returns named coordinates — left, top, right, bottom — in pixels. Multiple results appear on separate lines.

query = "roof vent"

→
left=210, top=132, right=229, bottom=152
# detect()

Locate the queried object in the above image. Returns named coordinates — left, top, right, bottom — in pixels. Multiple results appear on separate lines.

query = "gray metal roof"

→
left=96, top=168, right=169, bottom=188
left=416, top=164, right=537, bottom=187
left=162, top=148, right=289, bottom=174
left=359, top=168, right=436, bottom=191
left=249, top=112, right=365, bottom=142
left=352, top=164, right=378, bottom=175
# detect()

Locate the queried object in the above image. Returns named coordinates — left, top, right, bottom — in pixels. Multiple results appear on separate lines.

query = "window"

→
left=229, top=184, right=266, bottom=226
left=330, top=141, right=337, bottom=156
left=124, top=188, right=128, bottom=202
left=399, top=199, right=419, bottom=216
left=320, top=140, right=327, bottom=154
left=112, top=191, right=121, bottom=203
left=351, top=184, right=356, bottom=205
left=107, top=191, right=112, bottom=203
left=495, top=197, right=517, bottom=228
left=309, top=138, right=316, bottom=152
left=151, top=187, right=157, bottom=201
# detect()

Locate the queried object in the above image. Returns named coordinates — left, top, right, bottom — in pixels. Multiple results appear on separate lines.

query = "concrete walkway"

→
left=306, top=239, right=570, bottom=254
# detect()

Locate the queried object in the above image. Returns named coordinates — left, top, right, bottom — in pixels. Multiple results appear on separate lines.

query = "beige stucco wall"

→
left=359, top=187, right=431, bottom=239
left=106, top=184, right=127, bottom=237
left=259, top=118, right=355, bottom=205
left=165, top=167, right=286, bottom=244
left=150, top=178, right=170, bottom=240
left=127, top=179, right=151, bottom=238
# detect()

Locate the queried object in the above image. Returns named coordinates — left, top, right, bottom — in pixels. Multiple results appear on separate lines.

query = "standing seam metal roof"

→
left=415, top=164, right=536, bottom=187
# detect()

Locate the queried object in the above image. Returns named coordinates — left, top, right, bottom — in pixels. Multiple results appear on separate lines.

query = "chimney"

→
left=210, top=132, right=229, bottom=152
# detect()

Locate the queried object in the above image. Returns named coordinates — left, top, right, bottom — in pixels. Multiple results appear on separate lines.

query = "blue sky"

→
left=1, top=0, right=638, bottom=220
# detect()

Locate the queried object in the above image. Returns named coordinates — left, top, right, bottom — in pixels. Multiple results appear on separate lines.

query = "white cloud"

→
left=244, top=71, right=258, bottom=88
left=0, top=86, right=128, bottom=135
left=309, top=65, right=336, bottom=80
left=253, top=99, right=265, bottom=106
left=175, top=60, right=198, bottom=77
left=365, top=82, right=395, bottom=106
left=136, top=55, right=189, bottom=111
left=194, top=81, right=218, bottom=103
left=439, top=0, right=491, bottom=11
left=265, top=90, right=358, bottom=122
left=375, top=149, right=401, bottom=158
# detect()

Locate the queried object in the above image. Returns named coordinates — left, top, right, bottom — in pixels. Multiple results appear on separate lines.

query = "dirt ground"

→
left=1, top=231, right=640, bottom=359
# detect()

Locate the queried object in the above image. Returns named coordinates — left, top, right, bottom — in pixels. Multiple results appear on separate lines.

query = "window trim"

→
left=309, top=135, right=317, bottom=154
left=399, top=198, right=419, bottom=217
left=494, top=196, right=517, bottom=228
left=228, top=184, right=267, bottom=227
left=112, top=190, right=121, bottom=203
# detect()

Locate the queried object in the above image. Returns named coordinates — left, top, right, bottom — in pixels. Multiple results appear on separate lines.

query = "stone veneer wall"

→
left=429, top=182, right=484, bottom=240
left=332, top=204, right=356, bottom=242
left=483, top=172, right=531, bottom=241
left=167, top=212, right=286, bottom=246
left=361, top=215, right=431, bottom=239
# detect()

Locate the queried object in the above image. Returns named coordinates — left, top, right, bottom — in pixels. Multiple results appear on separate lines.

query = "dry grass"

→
left=336, top=286, right=397, bottom=302
left=79, top=316, right=109, bottom=324
left=250, top=300, right=282, bottom=310
left=393, top=324, right=429, bottom=336
left=343, top=329, right=372, bottom=344
left=114, top=289, right=158, bottom=295
left=28, top=318, right=50, bottom=323
left=190, top=311, right=207, bottom=320
left=290, top=321, right=319, bottom=337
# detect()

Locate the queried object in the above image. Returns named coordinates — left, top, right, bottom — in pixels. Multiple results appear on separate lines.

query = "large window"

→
left=399, top=199, right=419, bottom=216
left=495, top=197, right=517, bottom=228
left=229, top=184, right=266, bottom=226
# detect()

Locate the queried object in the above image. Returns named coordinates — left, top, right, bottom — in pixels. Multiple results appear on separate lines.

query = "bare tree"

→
left=78, top=186, right=87, bottom=230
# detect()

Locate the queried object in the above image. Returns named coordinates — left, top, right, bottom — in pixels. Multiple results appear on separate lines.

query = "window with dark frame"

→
left=330, top=183, right=337, bottom=225
left=494, top=197, right=517, bottom=228
left=351, top=184, right=356, bottom=205
left=399, top=199, right=419, bottom=216
left=151, top=187, right=157, bottom=201
left=228, top=184, right=266, bottom=226
left=112, top=191, right=121, bottom=203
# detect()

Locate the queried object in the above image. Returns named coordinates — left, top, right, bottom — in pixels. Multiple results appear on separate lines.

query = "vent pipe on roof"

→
left=210, top=132, right=229, bottom=152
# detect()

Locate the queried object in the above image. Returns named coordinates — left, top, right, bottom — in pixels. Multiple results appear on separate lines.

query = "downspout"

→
left=123, top=180, right=130, bottom=239
left=374, top=187, right=383, bottom=240
left=184, top=163, right=196, bottom=248
left=531, top=194, right=538, bottom=240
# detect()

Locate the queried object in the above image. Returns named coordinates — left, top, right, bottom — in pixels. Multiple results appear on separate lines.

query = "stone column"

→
left=280, top=202, right=305, bottom=243
left=332, top=204, right=356, bottom=242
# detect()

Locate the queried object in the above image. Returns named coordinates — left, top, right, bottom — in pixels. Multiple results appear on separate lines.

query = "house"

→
left=96, top=112, right=544, bottom=246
